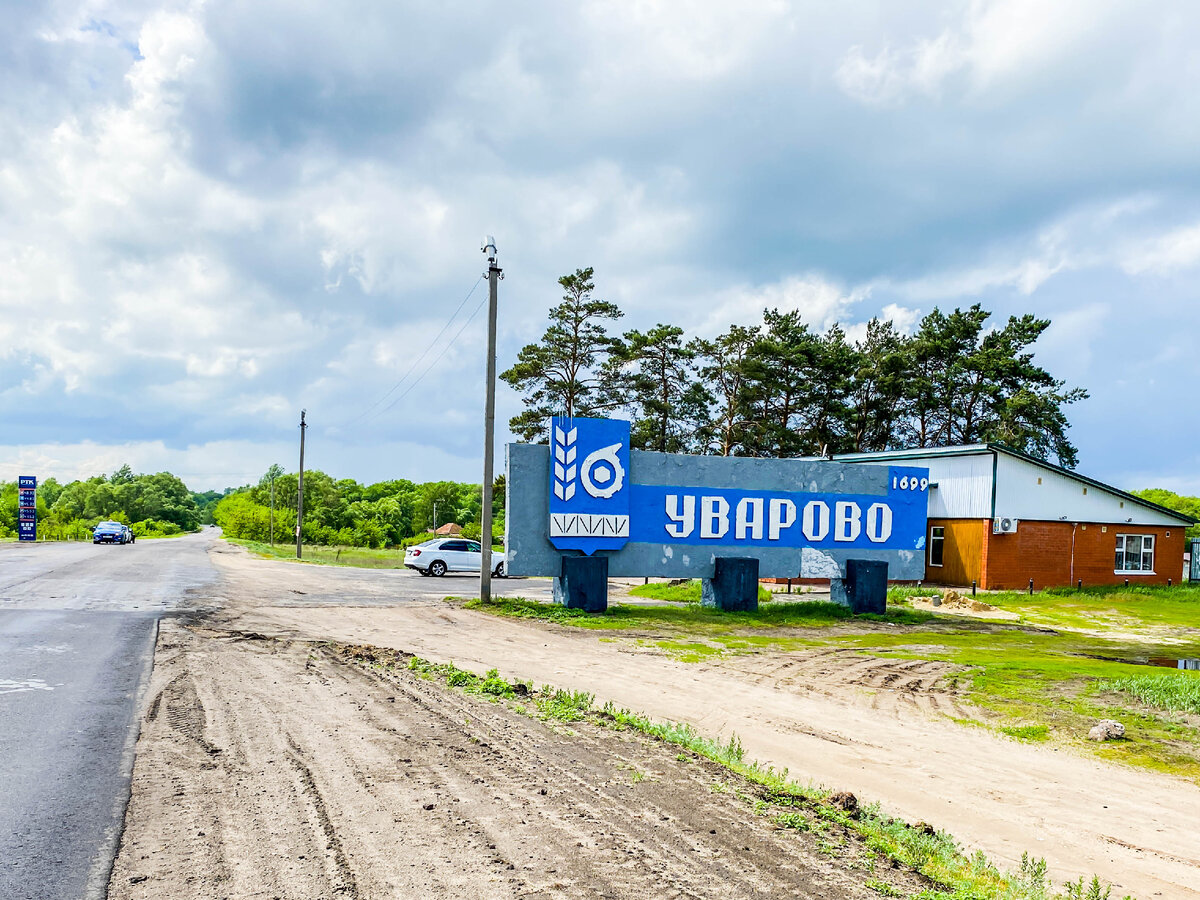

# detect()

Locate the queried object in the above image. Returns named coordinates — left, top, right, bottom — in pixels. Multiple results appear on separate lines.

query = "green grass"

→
left=811, top=625, right=1200, bottom=780
left=465, top=591, right=1200, bottom=780
left=964, top=583, right=1200, bottom=632
left=1100, top=672, right=1200, bottom=715
left=229, top=538, right=411, bottom=568
left=998, top=724, right=1051, bottom=742
left=629, top=579, right=773, bottom=604
left=464, top=596, right=933, bottom=631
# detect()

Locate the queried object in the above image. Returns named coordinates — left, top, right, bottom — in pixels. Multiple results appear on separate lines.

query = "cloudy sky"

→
left=2, top=0, right=1199, bottom=493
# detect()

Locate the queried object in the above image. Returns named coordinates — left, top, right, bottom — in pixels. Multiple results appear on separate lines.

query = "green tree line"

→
left=502, top=268, right=1088, bottom=467
left=0, top=464, right=204, bottom=539
left=213, top=469, right=505, bottom=549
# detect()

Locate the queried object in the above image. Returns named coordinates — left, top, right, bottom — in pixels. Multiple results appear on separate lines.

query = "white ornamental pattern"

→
left=552, top=424, right=578, bottom=501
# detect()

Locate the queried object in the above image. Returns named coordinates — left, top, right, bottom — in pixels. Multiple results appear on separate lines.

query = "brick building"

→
left=836, top=444, right=1192, bottom=590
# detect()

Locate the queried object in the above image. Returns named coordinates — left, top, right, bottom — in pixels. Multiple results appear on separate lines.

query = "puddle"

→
left=1083, top=654, right=1200, bottom=671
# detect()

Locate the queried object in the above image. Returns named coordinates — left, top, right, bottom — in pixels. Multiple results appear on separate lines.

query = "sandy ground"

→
left=107, top=621, right=932, bottom=899
left=109, top=541, right=1200, bottom=899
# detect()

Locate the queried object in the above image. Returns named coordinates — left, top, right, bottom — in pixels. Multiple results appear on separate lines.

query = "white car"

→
left=404, top=538, right=506, bottom=577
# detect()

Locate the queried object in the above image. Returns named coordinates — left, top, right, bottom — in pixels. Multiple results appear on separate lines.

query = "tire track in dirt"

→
left=725, top=648, right=976, bottom=719
left=108, top=622, right=936, bottom=899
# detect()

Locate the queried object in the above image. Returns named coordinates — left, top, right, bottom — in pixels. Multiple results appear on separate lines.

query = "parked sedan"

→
left=403, top=538, right=506, bottom=577
left=93, top=522, right=130, bottom=544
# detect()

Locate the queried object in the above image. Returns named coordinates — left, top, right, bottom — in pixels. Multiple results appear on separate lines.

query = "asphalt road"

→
left=0, top=533, right=217, bottom=900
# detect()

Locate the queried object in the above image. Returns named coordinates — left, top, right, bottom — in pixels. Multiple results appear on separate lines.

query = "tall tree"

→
left=693, top=323, right=759, bottom=456
left=898, top=305, right=1086, bottom=466
left=799, top=324, right=859, bottom=455
left=850, top=318, right=908, bottom=452
left=739, top=309, right=821, bottom=457
left=609, top=324, right=710, bottom=453
left=500, top=268, right=623, bottom=442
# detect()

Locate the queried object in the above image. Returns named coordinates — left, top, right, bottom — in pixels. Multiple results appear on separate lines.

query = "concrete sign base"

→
left=553, top=555, right=609, bottom=613
left=701, top=557, right=760, bottom=612
left=831, top=559, right=889, bottom=615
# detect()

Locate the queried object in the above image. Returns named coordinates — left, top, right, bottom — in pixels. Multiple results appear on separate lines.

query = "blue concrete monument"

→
left=507, top=417, right=928, bottom=609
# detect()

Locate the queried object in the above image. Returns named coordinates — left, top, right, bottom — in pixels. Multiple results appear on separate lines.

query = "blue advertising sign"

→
left=17, top=475, right=36, bottom=542
left=548, top=416, right=631, bottom=555
left=627, top=468, right=929, bottom=552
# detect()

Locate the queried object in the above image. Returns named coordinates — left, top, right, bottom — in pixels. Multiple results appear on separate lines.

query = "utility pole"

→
left=296, top=410, right=307, bottom=559
left=432, top=500, right=439, bottom=532
left=480, top=236, right=502, bottom=603
left=269, top=476, right=275, bottom=546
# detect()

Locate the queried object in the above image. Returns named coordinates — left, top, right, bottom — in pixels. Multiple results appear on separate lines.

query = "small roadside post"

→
left=296, top=410, right=307, bottom=560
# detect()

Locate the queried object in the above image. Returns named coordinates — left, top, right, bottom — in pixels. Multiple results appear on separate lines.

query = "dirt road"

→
left=206, top=544, right=1200, bottom=899
left=107, top=621, right=928, bottom=899
left=101, top=540, right=1200, bottom=899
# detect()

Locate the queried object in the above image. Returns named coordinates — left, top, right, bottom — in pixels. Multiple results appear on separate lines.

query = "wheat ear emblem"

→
left=553, top=424, right=578, bottom=501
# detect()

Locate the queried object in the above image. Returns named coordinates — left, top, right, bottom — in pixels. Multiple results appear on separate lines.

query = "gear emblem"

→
left=581, top=443, right=626, bottom=499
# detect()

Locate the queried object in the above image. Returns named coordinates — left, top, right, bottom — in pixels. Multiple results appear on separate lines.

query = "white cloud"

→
left=1119, top=223, right=1200, bottom=275
left=2, top=0, right=1200, bottom=494
left=835, top=0, right=1128, bottom=105
left=694, top=273, right=866, bottom=336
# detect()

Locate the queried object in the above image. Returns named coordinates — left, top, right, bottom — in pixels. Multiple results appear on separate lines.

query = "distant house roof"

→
left=434, top=522, right=463, bottom=536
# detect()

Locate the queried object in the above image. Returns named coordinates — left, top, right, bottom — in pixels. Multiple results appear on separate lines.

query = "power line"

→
left=338, top=275, right=484, bottom=428
left=359, top=290, right=490, bottom=425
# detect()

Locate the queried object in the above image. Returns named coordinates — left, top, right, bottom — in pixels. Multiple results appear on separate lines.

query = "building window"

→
left=1115, top=534, right=1155, bottom=574
left=929, top=526, right=945, bottom=567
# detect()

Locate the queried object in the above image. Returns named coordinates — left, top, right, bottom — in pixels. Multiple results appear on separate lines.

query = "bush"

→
left=131, top=519, right=183, bottom=537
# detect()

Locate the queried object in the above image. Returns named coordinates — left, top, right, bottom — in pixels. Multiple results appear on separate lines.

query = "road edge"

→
left=85, top=614, right=161, bottom=900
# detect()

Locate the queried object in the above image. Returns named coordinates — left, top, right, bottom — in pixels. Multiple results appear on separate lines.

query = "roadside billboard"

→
left=507, top=418, right=928, bottom=580
left=17, top=475, right=36, bottom=542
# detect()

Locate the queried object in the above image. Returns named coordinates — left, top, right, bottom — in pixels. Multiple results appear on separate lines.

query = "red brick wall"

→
left=981, top=521, right=1185, bottom=590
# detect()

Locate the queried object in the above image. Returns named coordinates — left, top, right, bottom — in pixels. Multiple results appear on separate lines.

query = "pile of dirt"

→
left=922, top=590, right=995, bottom=612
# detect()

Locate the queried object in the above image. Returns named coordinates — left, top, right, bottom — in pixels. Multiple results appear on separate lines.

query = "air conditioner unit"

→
left=993, top=517, right=1019, bottom=534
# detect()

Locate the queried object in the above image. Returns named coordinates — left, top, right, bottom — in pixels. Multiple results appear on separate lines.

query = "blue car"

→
left=93, top=521, right=131, bottom=544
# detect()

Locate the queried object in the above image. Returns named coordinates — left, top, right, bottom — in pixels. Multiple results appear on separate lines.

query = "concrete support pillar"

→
left=833, top=559, right=889, bottom=615
left=701, top=557, right=760, bottom=612
left=553, top=555, right=608, bottom=612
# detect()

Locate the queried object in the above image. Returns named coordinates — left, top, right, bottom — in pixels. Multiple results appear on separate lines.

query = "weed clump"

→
left=1101, top=672, right=1200, bottom=715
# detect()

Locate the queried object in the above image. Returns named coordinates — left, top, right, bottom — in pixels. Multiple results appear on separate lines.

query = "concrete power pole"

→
left=296, top=410, right=307, bottom=559
left=480, top=236, right=502, bottom=603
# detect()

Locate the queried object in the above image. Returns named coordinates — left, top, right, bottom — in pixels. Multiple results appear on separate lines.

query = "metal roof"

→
left=834, top=443, right=1195, bottom=525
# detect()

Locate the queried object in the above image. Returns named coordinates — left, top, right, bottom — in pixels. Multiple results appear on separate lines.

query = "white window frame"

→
left=929, top=525, right=945, bottom=568
left=1115, top=534, right=1155, bottom=575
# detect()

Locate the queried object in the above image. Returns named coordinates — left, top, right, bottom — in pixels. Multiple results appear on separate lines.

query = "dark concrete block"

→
left=553, top=555, right=609, bottom=612
left=701, top=556, right=760, bottom=612
left=845, top=558, right=888, bottom=615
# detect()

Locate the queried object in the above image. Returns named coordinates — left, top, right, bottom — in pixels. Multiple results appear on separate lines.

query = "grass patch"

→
left=815, top=626, right=1200, bottom=781
left=998, top=724, right=1050, bottom=742
left=229, top=538, right=409, bottom=569
left=465, top=595, right=932, bottom=632
left=1100, top=672, right=1200, bottom=715
left=464, top=591, right=1200, bottom=781
left=535, top=686, right=595, bottom=721
left=977, top=583, right=1200, bottom=632
left=629, top=579, right=773, bottom=604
